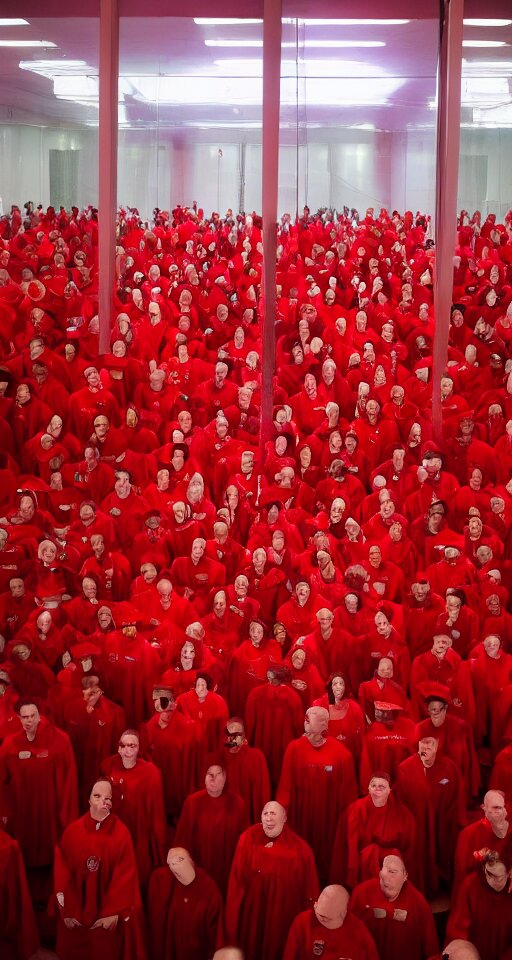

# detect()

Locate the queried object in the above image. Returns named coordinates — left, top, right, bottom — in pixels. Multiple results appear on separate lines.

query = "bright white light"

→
left=19, top=59, right=90, bottom=79
left=0, top=18, right=29, bottom=25
left=205, top=39, right=385, bottom=48
left=462, top=40, right=507, bottom=47
left=463, top=19, right=512, bottom=27
left=54, top=76, right=99, bottom=100
left=462, top=59, right=512, bottom=76
left=213, top=58, right=390, bottom=78
left=283, top=19, right=409, bottom=25
left=0, top=39, right=56, bottom=47
left=461, top=76, right=511, bottom=107
left=194, top=18, right=262, bottom=25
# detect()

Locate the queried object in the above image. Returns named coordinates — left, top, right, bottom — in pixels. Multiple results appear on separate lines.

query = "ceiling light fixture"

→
left=205, top=39, right=385, bottom=48
left=0, top=39, right=56, bottom=47
left=463, top=19, right=512, bottom=27
left=194, top=18, right=263, bottom=25
left=0, top=18, right=29, bottom=25
left=462, top=40, right=507, bottom=47
left=283, top=19, right=409, bottom=25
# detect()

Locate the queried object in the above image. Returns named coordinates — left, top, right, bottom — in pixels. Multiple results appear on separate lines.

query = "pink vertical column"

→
left=432, top=0, right=463, bottom=443
left=98, top=0, right=119, bottom=355
left=259, top=0, right=282, bottom=468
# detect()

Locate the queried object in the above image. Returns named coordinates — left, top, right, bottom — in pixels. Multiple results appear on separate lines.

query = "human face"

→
left=249, top=621, right=264, bottom=647
left=89, top=781, right=113, bottom=822
left=314, top=888, right=348, bottom=930
left=37, top=611, right=52, bottom=634
left=82, top=577, right=97, bottom=599
left=205, top=765, right=226, bottom=798
left=483, top=792, right=508, bottom=829
left=181, top=642, right=195, bottom=667
left=331, top=676, right=345, bottom=701
left=40, top=541, right=57, bottom=565
left=213, top=591, right=226, bottom=617
left=432, top=635, right=451, bottom=658
left=296, top=582, right=310, bottom=606
left=369, top=546, right=381, bottom=567
left=195, top=677, right=208, bottom=700
left=97, top=607, right=112, bottom=629
left=483, top=634, right=501, bottom=658
left=19, top=704, right=40, bottom=737
left=261, top=801, right=286, bottom=839
left=191, top=538, right=205, bottom=562
left=10, top=578, right=24, bottom=599
left=411, top=581, right=429, bottom=603
left=446, top=595, right=461, bottom=617
left=427, top=699, right=448, bottom=727
left=369, top=777, right=390, bottom=806
left=374, top=612, right=390, bottom=636
left=484, top=861, right=508, bottom=892
left=291, top=649, right=306, bottom=670
left=19, top=497, right=35, bottom=521
left=380, top=856, right=407, bottom=900
left=178, top=410, right=192, bottom=433
left=118, top=734, right=139, bottom=764
left=418, top=737, right=438, bottom=765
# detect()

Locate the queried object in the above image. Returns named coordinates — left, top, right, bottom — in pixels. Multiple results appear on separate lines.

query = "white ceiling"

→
left=0, top=6, right=511, bottom=135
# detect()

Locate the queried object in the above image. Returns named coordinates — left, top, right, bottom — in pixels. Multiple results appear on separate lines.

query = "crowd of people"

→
left=1, top=197, right=512, bottom=960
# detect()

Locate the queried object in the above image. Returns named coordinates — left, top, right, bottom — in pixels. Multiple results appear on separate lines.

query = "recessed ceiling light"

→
left=0, top=18, right=29, bottom=25
left=0, top=40, right=56, bottom=47
left=463, top=19, right=512, bottom=27
left=462, top=40, right=507, bottom=47
left=194, top=19, right=263, bottom=25
left=205, top=39, right=385, bottom=48
left=284, top=19, right=409, bottom=25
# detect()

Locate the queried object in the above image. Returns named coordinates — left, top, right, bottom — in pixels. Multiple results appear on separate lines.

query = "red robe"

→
left=0, top=829, right=40, bottom=960
left=147, top=865, right=223, bottom=960
left=447, top=870, right=512, bottom=960
left=54, top=812, right=145, bottom=960
left=490, top=743, right=512, bottom=798
left=176, top=689, right=229, bottom=754
left=139, top=711, right=200, bottom=821
left=277, top=735, right=358, bottom=881
left=396, top=753, right=465, bottom=894
left=0, top=718, right=78, bottom=868
left=359, top=717, right=416, bottom=789
left=416, top=714, right=480, bottom=799
left=221, top=744, right=271, bottom=824
left=245, top=683, right=304, bottom=788
left=331, top=793, right=417, bottom=888
left=349, top=878, right=439, bottom=960
left=64, top=694, right=126, bottom=805
left=452, top=817, right=512, bottom=903
left=226, top=823, right=319, bottom=960
left=174, top=788, right=249, bottom=898
left=283, top=908, right=379, bottom=960
left=101, top=755, right=167, bottom=891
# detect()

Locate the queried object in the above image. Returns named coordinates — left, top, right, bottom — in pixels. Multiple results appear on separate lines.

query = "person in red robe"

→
left=331, top=773, right=416, bottom=887
left=452, top=790, right=512, bottom=902
left=53, top=778, right=146, bottom=960
left=415, top=682, right=480, bottom=801
left=221, top=717, right=271, bottom=824
left=147, top=846, right=223, bottom=960
left=359, top=700, right=416, bottom=789
left=396, top=736, right=465, bottom=895
left=277, top=705, right=358, bottom=883
left=176, top=672, right=229, bottom=754
left=226, top=800, right=319, bottom=960
left=101, top=729, right=166, bottom=893
left=446, top=852, right=512, bottom=960
left=283, top=883, right=379, bottom=960
left=64, top=676, right=126, bottom=807
left=174, top=757, right=249, bottom=898
left=139, top=682, right=200, bottom=824
left=0, top=699, right=78, bottom=871
left=0, top=826, right=40, bottom=960
left=490, top=743, right=512, bottom=797
left=245, top=664, right=304, bottom=789
left=349, top=854, right=439, bottom=960
left=226, top=619, right=282, bottom=718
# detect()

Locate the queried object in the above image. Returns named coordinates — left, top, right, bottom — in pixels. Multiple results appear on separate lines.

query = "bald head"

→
left=314, top=885, right=349, bottom=929
left=167, top=847, right=195, bottom=885
left=442, top=941, right=481, bottom=960
left=213, top=950, right=244, bottom=960
left=261, top=801, right=287, bottom=839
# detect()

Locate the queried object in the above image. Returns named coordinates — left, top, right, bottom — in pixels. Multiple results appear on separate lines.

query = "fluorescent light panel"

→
left=463, top=19, right=512, bottom=27
left=205, top=39, right=385, bottom=48
left=462, top=40, right=507, bottom=47
left=0, top=18, right=29, bottom=25
left=0, top=39, right=56, bottom=47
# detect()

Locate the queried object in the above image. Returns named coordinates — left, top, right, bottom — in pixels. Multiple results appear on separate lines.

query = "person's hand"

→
left=63, top=917, right=82, bottom=929
left=91, top=915, right=118, bottom=931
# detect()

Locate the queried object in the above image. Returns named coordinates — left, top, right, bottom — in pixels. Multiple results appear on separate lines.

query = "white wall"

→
left=1, top=121, right=511, bottom=224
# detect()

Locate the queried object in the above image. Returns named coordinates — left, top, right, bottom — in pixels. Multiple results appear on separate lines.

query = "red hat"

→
left=71, top=641, right=101, bottom=660
left=416, top=681, right=451, bottom=704
left=374, top=700, right=404, bottom=712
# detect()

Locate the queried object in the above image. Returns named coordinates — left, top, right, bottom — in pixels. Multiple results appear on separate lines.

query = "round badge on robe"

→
left=18, top=750, right=31, bottom=760
left=313, top=940, right=325, bottom=956
left=86, top=856, right=100, bottom=872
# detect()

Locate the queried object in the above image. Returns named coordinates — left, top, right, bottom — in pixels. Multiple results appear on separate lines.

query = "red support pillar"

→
left=432, top=0, right=463, bottom=444
left=98, top=0, right=119, bottom=355
left=259, top=0, right=282, bottom=469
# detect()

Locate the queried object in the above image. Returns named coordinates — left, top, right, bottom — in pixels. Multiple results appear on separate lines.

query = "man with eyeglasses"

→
left=53, top=777, right=145, bottom=960
left=101, top=729, right=166, bottom=893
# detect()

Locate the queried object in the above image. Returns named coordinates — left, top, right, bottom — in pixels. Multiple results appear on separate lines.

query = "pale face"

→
left=432, top=635, right=451, bottom=657
left=331, top=676, right=345, bottom=700
left=418, top=738, right=438, bottom=764
left=89, top=781, right=113, bottom=821
left=19, top=703, right=40, bottom=736
left=181, top=641, right=195, bottom=666
left=483, top=634, right=501, bottom=658
left=483, top=792, right=508, bottom=829
left=484, top=861, right=508, bottom=892
left=261, top=801, right=287, bottom=839
left=205, top=764, right=226, bottom=798
left=427, top=699, right=448, bottom=727
left=369, top=777, right=391, bottom=805
left=380, top=856, right=407, bottom=899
